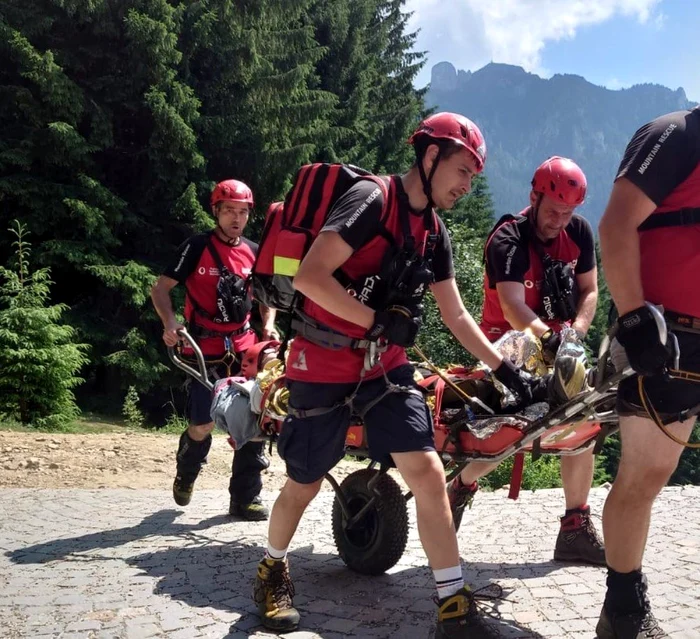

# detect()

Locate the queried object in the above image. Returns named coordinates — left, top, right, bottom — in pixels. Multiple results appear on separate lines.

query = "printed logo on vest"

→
left=292, top=349, right=309, bottom=371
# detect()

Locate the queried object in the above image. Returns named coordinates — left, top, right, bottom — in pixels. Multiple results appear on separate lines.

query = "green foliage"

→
left=122, top=385, right=145, bottom=428
left=478, top=455, right=562, bottom=491
left=0, top=221, right=88, bottom=429
left=442, top=174, right=496, bottom=241
left=670, top=423, right=700, bottom=486
left=585, top=241, right=613, bottom=358
left=418, top=175, right=495, bottom=368
left=0, top=0, right=429, bottom=415
left=161, top=402, right=189, bottom=434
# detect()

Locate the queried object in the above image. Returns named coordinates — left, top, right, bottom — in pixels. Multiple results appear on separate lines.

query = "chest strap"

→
left=639, top=207, right=700, bottom=231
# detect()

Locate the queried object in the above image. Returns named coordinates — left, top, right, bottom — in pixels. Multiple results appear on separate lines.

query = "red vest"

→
left=639, top=162, right=700, bottom=318
left=184, top=235, right=257, bottom=356
left=287, top=177, right=434, bottom=383
left=480, top=209, right=579, bottom=340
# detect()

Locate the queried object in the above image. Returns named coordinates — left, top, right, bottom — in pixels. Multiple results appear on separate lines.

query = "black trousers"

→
left=180, top=358, right=268, bottom=503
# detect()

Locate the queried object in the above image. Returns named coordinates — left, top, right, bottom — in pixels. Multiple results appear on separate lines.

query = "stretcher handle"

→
left=167, top=328, right=214, bottom=392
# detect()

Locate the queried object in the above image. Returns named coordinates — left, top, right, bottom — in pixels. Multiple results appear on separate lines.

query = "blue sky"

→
left=406, top=0, right=700, bottom=103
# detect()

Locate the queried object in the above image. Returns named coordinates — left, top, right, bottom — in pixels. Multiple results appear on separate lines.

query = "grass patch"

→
left=0, top=412, right=229, bottom=437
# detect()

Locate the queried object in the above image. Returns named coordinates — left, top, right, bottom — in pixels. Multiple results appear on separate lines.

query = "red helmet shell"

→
left=240, top=340, right=280, bottom=379
left=408, top=112, right=487, bottom=172
left=211, top=179, right=254, bottom=209
left=531, top=157, right=587, bottom=207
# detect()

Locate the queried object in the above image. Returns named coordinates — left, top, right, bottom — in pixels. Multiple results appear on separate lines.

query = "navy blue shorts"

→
left=186, top=360, right=241, bottom=427
left=618, top=330, right=700, bottom=423
left=277, top=364, right=435, bottom=484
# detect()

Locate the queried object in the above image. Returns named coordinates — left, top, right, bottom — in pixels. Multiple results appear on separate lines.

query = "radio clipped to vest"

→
left=344, top=230, right=436, bottom=314
left=539, top=253, right=577, bottom=323
left=187, top=239, right=252, bottom=326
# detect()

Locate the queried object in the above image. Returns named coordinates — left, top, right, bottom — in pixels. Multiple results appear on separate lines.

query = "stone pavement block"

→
left=1, top=486, right=699, bottom=638
left=66, top=619, right=103, bottom=631
left=125, top=623, right=162, bottom=638
left=389, top=624, right=433, bottom=639
left=321, top=616, right=363, bottom=633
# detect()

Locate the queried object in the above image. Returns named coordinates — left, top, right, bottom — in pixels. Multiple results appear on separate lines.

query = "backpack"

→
left=251, top=163, right=389, bottom=312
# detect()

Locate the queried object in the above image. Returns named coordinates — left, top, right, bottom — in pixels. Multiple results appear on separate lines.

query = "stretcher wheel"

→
left=331, top=468, right=408, bottom=575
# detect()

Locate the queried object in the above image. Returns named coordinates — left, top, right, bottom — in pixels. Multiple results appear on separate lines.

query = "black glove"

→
left=366, top=308, right=421, bottom=347
left=540, top=329, right=561, bottom=364
left=493, top=358, right=533, bottom=405
left=616, top=305, right=675, bottom=376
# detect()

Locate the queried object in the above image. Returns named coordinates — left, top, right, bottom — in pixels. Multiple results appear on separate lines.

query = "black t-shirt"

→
left=322, top=179, right=455, bottom=282
left=163, top=232, right=259, bottom=283
left=485, top=212, right=595, bottom=285
left=616, top=107, right=700, bottom=204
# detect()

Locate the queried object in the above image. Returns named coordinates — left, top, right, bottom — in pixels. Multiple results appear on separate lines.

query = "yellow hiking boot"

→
left=253, top=557, right=300, bottom=631
left=435, top=585, right=502, bottom=638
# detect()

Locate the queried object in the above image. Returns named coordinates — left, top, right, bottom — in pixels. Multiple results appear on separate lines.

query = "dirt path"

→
left=0, top=430, right=370, bottom=491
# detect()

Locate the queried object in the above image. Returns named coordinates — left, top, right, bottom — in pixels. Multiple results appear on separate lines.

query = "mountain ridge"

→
left=426, top=62, right=697, bottom=228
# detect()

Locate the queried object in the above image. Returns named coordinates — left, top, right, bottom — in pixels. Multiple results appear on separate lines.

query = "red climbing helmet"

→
left=531, top=157, right=587, bottom=207
left=408, top=112, right=487, bottom=172
left=240, top=340, right=281, bottom=379
left=210, top=179, right=254, bottom=209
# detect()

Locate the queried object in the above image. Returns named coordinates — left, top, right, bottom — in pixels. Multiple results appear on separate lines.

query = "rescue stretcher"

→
left=169, top=329, right=631, bottom=576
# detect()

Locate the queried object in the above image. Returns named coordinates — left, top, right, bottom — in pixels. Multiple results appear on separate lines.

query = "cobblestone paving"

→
left=1, top=485, right=699, bottom=638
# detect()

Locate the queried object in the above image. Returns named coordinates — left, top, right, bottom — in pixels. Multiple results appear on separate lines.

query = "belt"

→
left=189, top=321, right=251, bottom=340
left=664, top=310, right=700, bottom=334
left=290, top=315, right=373, bottom=350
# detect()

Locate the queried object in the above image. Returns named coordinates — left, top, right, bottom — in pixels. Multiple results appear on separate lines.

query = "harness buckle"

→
left=363, top=339, right=388, bottom=370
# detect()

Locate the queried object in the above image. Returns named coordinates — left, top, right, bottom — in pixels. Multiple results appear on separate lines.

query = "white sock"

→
left=265, top=543, right=288, bottom=561
left=434, top=566, right=464, bottom=600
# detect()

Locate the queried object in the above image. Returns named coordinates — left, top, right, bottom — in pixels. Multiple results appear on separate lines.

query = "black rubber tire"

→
left=331, top=468, right=409, bottom=575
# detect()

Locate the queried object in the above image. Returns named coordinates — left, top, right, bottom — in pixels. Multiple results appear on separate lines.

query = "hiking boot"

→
left=253, top=557, right=300, bottom=631
left=447, top=478, right=478, bottom=532
left=554, top=508, right=606, bottom=565
left=435, top=585, right=502, bottom=638
left=172, top=474, right=197, bottom=506
left=596, top=605, right=668, bottom=638
left=229, top=495, right=269, bottom=521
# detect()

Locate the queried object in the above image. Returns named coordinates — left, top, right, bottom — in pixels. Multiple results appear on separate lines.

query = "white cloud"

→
left=406, top=0, right=663, bottom=78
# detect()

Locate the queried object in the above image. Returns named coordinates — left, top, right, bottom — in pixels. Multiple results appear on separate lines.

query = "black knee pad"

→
left=176, top=431, right=212, bottom=475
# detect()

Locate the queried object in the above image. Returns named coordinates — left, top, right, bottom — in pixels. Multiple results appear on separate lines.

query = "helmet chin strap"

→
left=531, top=193, right=543, bottom=228
left=416, top=145, right=443, bottom=216
left=214, top=217, right=241, bottom=246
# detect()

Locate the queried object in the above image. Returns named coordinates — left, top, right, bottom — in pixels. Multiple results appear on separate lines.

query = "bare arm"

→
left=293, top=231, right=376, bottom=330
left=496, top=281, right=551, bottom=337
left=571, top=267, right=598, bottom=335
left=260, top=304, right=279, bottom=340
left=431, top=277, right=504, bottom=370
left=599, top=178, right=656, bottom=315
left=151, top=275, right=183, bottom=346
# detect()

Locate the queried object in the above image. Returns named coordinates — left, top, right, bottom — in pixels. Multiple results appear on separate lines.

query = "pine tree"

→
left=444, top=174, right=497, bottom=241
left=0, top=222, right=88, bottom=429
left=0, top=0, right=204, bottom=403
left=180, top=0, right=336, bottom=233
left=367, top=0, right=427, bottom=173
left=306, top=0, right=377, bottom=167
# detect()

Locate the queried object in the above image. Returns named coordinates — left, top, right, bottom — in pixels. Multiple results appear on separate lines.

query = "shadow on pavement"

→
left=8, top=508, right=558, bottom=637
